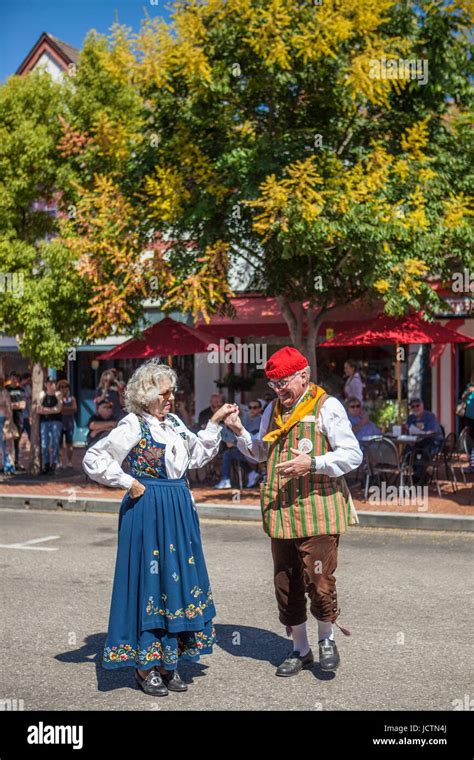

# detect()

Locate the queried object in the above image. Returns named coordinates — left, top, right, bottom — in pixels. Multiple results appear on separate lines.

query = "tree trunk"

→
left=28, top=363, right=44, bottom=475
left=275, top=297, right=330, bottom=383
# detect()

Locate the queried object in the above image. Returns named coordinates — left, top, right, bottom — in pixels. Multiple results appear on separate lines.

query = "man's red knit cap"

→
left=264, top=347, right=308, bottom=380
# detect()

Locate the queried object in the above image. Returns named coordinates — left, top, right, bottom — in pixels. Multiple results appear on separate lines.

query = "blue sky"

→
left=0, top=0, right=171, bottom=82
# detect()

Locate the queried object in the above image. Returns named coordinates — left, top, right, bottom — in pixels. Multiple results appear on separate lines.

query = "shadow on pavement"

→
left=55, top=624, right=336, bottom=690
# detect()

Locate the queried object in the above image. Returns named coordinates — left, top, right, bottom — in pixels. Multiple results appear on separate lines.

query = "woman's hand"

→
left=128, top=480, right=146, bottom=499
left=210, top=403, right=239, bottom=425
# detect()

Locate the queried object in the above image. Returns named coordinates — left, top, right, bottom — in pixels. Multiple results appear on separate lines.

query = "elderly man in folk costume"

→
left=225, top=347, right=362, bottom=677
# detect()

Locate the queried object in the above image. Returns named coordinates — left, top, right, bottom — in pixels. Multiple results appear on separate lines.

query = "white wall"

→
left=194, top=351, right=221, bottom=424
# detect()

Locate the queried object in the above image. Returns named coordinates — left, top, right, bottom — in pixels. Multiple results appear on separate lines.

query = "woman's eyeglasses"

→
left=160, top=387, right=177, bottom=400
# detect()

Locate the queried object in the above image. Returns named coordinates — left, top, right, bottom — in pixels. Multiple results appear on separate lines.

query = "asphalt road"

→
left=0, top=508, right=472, bottom=711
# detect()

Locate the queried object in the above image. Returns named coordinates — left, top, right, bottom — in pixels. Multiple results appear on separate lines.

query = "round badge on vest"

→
left=297, top=438, right=313, bottom=454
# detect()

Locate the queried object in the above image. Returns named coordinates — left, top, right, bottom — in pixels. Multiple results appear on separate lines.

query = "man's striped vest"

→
left=260, top=390, right=357, bottom=539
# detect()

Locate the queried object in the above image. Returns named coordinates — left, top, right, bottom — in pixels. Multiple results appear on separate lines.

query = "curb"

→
left=0, top=493, right=473, bottom=532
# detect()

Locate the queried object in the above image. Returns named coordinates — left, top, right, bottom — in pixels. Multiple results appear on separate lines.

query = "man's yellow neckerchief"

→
left=262, top=383, right=325, bottom=444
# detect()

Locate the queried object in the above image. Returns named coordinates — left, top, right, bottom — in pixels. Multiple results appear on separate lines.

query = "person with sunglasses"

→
left=214, top=399, right=264, bottom=489
left=224, top=346, right=362, bottom=678
left=243, top=400, right=263, bottom=487
left=404, top=398, right=443, bottom=483
left=346, top=397, right=381, bottom=446
left=82, top=359, right=237, bottom=697
left=404, top=399, right=443, bottom=444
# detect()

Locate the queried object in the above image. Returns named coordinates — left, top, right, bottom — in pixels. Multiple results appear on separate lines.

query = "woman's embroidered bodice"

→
left=126, top=416, right=167, bottom=479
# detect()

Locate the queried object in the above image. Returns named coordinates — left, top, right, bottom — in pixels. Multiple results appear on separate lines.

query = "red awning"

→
left=318, top=313, right=471, bottom=348
left=196, top=295, right=382, bottom=338
left=96, top=317, right=220, bottom=360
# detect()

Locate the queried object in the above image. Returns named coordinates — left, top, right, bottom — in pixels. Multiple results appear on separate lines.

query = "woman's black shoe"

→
left=135, top=668, right=169, bottom=696
left=160, top=669, right=188, bottom=692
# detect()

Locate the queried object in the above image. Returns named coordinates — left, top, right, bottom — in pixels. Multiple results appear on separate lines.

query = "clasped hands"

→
left=224, top=408, right=312, bottom=478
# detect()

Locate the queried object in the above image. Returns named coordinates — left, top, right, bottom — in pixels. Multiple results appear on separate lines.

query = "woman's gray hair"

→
left=124, top=360, right=177, bottom=415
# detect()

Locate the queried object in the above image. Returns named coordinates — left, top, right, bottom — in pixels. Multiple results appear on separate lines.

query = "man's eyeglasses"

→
left=348, top=404, right=361, bottom=409
left=410, top=403, right=421, bottom=408
left=267, top=371, right=302, bottom=391
left=248, top=405, right=261, bottom=410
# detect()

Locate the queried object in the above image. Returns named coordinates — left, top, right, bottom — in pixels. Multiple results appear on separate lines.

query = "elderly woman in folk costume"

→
left=83, top=360, right=237, bottom=697
left=225, top=347, right=362, bottom=677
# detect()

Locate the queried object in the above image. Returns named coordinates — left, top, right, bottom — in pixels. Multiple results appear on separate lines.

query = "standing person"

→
left=20, top=372, right=32, bottom=441
left=0, top=378, right=16, bottom=474
left=459, top=371, right=474, bottom=473
left=343, top=360, right=364, bottom=403
left=38, top=378, right=63, bottom=475
left=6, top=371, right=26, bottom=470
left=83, top=360, right=237, bottom=696
left=225, top=347, right=362, bottom=677
left=57, top=380, right=77, bottom=469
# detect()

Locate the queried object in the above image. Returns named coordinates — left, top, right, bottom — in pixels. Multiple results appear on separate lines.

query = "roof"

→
left=47, top=34, right=80, bottom=64
left=16, top=31, right=80, bottom=76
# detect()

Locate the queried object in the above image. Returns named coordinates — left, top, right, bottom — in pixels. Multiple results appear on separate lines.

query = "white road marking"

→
left=0, top=535, right=60, bottom=551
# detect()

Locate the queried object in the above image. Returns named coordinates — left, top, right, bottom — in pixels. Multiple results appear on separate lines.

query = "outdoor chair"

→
left=429, top=433, right=459, bottom=496
left=363, top=436, right=414, bottom=500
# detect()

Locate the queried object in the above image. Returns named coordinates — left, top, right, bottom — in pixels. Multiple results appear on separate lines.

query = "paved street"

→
left=0, top=508, right=472, bottom=711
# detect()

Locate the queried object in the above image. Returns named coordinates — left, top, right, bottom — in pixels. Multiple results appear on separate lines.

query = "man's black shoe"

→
left=318, top=638, right=340, bottom=671
left=135, top=668, right=168, bottom=696
left=275, top=649, right=314, bottom=677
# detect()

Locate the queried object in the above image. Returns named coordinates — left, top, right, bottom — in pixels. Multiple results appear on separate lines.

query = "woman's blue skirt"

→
left=102, top=476, right=217, bottom=671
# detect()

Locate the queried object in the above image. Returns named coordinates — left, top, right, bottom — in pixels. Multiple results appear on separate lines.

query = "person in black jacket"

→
left=38, top=377, right=63, bottom=475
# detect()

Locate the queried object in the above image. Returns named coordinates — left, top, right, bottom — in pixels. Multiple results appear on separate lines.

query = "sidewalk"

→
left=1, top=444, right=472, bottom=529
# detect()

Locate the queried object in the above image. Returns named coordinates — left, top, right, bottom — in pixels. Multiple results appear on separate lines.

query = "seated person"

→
left=404, top=398, right=443, bottom=483
left=86, top=401, right=118, bottom=448
left=404, top=399, right=443, bottom=450
left=198, top=393, right=224, bottom=429
left=214, top=419, right=253, bottom=489
left=241, top=399, right=263, bottom=487
left=346, top=397, right=381, bottom=445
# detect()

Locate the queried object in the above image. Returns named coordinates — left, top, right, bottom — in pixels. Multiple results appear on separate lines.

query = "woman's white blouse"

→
left=82, top=411, right=221, bottom=490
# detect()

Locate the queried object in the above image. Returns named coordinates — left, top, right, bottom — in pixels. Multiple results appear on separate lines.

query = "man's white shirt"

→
left=236, top=394, right=363, bottom=477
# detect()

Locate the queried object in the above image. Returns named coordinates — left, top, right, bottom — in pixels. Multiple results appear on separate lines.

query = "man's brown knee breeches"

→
left=271, top=534, right=340, bottom=626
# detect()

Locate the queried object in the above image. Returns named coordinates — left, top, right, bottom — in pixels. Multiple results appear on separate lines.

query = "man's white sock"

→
left=289, top=622, right=310, bottom=656
left=317, top=619, right=335, bottom=642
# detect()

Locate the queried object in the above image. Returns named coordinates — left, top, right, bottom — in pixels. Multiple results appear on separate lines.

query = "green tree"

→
left=126, top=0, right=473, bottom=375
left=0, top=71, right=91, bottom=471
